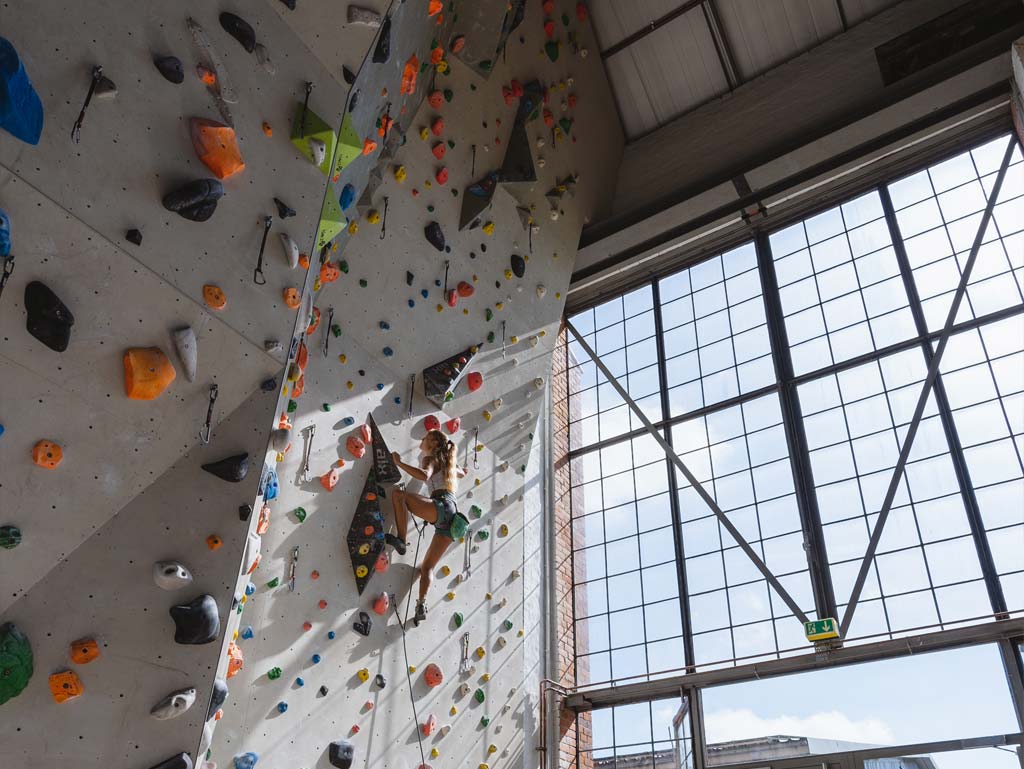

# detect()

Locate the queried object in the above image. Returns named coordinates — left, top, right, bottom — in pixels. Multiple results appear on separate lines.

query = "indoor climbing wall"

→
left=205, top=1, right=622, bottom=769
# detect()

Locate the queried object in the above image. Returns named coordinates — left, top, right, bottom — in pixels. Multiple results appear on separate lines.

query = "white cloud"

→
left=704, top=708, right=896, bottom=747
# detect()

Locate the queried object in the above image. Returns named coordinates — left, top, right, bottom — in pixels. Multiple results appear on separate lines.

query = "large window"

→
left=562, top=135, right=1024, bottom=688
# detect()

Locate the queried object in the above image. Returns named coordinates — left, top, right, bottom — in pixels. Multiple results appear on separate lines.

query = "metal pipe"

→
left=538, top=678, right=571, bottom=766
left=839, top=136, right=1016, bottom=637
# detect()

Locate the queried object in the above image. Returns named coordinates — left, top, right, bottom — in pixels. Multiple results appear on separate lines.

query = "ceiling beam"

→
left=601, top=0, right=704, bottom=59
left=702, top=0, right=741, bottom=89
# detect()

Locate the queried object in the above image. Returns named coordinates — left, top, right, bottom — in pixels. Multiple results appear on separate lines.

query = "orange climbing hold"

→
left=296, top=341, right=309, bottom=372
left=423, top=663, right=443, bottom=688
left=292, top=374, right=305, bottom=399
left=362, top=138, right=378, bottom=155
left=543, top=109, right=554, bottom=128
left=227, top=641, right=244, bottom=679
left=401, top=55, right=419, bottom=95
left=190, top=118, right=246, bottom=180
left=123, top=347, right=177, bottom=400
left=320, top=261, right=341, bottom=284
left=203, top=284, right=227, bottom=310
left=435, top=167, right=449, bottom=185
left=207, top=535, right=223, bottom=550
left=256, top=504, right=271, bottom=535
left=428, top=90, right=444, bottom=109
left=456, top=281, right=474, bottom=298
left=69, top=638, right=100, bottom=665
left=262, top=121, right=273, bottom=137
left=347, top=436, right=366, bottom=459
left=430, top=47, right=444, bottom=66
left=49, top=670, right=83, bottom=703
left=360, top=424, right=371, bottom=443
left=321, top=464, right=343, bottom=491
left=283, top=288, right=301, bottom=309
left=307, top=306, right=322, bottom=335
left=372, top=592, right=390, bottom=615
left=32, top=440, right=63, bottom=469
left=542, top=0, right=554, bottom=13
left=378, top=115, right=394, bottom=137
left=431, top=117, right=444, bottom=136
left=432, top=142, right=446, bottom=160
left=299, top=253, right=310, bottom=269
left=428, top=0, right=443, bottom=16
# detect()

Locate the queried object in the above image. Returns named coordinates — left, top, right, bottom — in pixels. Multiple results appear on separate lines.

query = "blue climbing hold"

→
left=0, top=208, right=10, bottom=257
left=260, top=464, right=279, bottom=501
left=382, top=347, right=393, bottom=357
left=327, top=630, right=336, bottom=640
left=241, top=626, right=254, bottom=639
left=0, top=37, right=43, bottom=145
left=376, top=383, right=384, bottom=391
left=341, top=416, right=354, bottom=427
left=420, top=289, right=429, bottom=299
left=394, top=397, right=401, bottom=405
left=244, top=582, right=256, bottom=596
left=340, top=184, right=356, bottom=210
left=0, top=424, right=5, bottom=439
left=379, top=321, right=390, bottom=331
left=296, top=677, right=305, bottom=687
left=311, top=653, right=322, bottom=664
left=233, top=752, right=259, bottom=769
left=277, top=701, right=288, bottom=713
left=408, top=299, right=415, bottom=308
left=434, top=279, right=441, bottom=287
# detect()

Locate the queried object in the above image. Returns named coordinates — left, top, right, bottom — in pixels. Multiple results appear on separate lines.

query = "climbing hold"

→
left=424, top=663, right=444, bottom=688
left=457, top=281, right=474, bottom=298
left=329, top=740, right=355, bottom=769
left=401, top=54, right=419, bottom=94
left=375, top=551, right=389, bottom=572
left=262, top=121, right=273, bottom=137
left=480, top=715, right=491, bottom=727
left=124, top=228, right=143, bottom=246
left=69, top=637, right=99, bottom=664
left=475, top=646, right=486, bottom=659
left=277, top=701, right=288, bottom=713
left=435, top=167, right=449, bottom=185
left=488, top=745, right=498, bottom=755
left=421, top=714, right=437, bottom=736
left=445, top=417, right=461, bottom=434
left=146, top=755, right=193, bottom=769
left=279, top=233, right=300, bottom=269
left=482, top=410, right=492, bottom=422
left=208, top=678, right=228, bottom=720
left=511, top=254, right=526, bottom=278
left=348, top=5, right=382, bottom=25
left=283, top=288, right=300, bottom=308
left=190, top=118, right=245, bottom=179
left=267, top=667, right=283, bottom=680
left=372, top=592, right=390, bottom=615
left=482, top=221, right=495, bottom=236
left=242, top=530, right=262, bottom=574
left=124, top=347, right=177, bottom=400
left=474, top=688, right=486, bottom=703
left=357, top=668, right=370, bottom=683
left=0, top=623, right=32, bottom=706
left=0, top=37, right=43, bottom=145
left=163, top=179, right=225, bottom=222
left=453, top=612, right=464, bottom=628
left=499, top=524, right=509, bottom=537
left=202, top=453, right=249, bottom=483
left=220, top=12, right=256, bottom=52
left=203, top=284, right=227, bottom=311
left=152, top=54, right=185, bottom=84
left=372, top=13, right=391, bottom=62
left=431, top=117, right=444, bottom=136
left=151, top=687, right=197, bottom=720
left=170, top=594, right=220, bottom=645
left=232, top=752, right=259, bottom=769
left=240, top=626, right=254, bottom=639
left=353, top=611, right=372, bottom=636
left=273, top=197, right=296, bottom=219
left=296, top=677, right=305, bottom=687
left=293, top=507, right=307, bottom=523
left=171, top=327, right=198, bottom=383
left=467, top=372, right=483, bottom=392
left=450, top=705, right=458, bottom=716
left=470, top=505, right=482, bottom=518
left=153, top=561, right=193, bottom=591
left=320, top=465, right=342, bottom=491
left=424, top=221, right=445, bottom=252
left=0, top=525, right=21, bottom=550
left=31, top=440, right=63, bottom=469
left=534, top=377, right=545, bottom=390
left=49, top=670, right=83, bottom=703
left=24, top=281, right=74, bottom=353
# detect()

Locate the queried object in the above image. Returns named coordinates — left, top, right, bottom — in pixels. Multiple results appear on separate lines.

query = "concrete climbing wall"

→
left=205, top=1, right=623, bottom=769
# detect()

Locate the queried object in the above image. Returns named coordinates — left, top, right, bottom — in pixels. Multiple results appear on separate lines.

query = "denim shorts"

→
left=432, top=491, right=468, bottom=539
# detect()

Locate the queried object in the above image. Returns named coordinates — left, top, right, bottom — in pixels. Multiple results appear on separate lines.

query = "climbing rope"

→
left=395, top=516, right=429, bottom=769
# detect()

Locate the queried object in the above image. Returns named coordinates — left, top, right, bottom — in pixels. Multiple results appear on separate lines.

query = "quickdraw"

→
left=301, top=424, right=316, bottom=483
left=322, top=306, right=334, bottom=357
left=458, top=631, right=472, bottom=674
left=253, top=215, right=272, bottom=285
left=200, top=384, right=219, bottom=444
left=71, top=66, right=103, bottom=144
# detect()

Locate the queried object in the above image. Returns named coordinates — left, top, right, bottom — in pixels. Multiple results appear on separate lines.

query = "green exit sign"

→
left=805, top=618, right=840, bottom=642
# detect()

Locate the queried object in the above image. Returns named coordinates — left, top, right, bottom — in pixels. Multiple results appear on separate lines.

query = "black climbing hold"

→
left=153, top=55, right=184, bottom=84
left=126, top=228, right=142, bottom=245
left=147, top=754, right=194, bottom=769
left=278, top=0, right=297, bottom=9
left=0, top=525, right=21, bottom=549
left=219, top=12, right=256, bottom=53
left=169, top=594, right=220, bottom=645
left=24, top=281, right=74, bottom=353
left=353, top=610, right=371, bottom=636
left=318, top=685, right=329, bottom=696
left=374, top=673, right=386, bottom=688
left=207, top=677, right=228, bottom=721
left=342, top=66, right=356, bottom=85
left=261, top=377, right=277, bottom=392
left=163, top=179, right=224, bottom=222
left=495, top=281, right=501, bottom=289
left=371, top=15, right=391, bottom=63
left=348, top=89, right=359, bottom=113
left=357, top=369, right=365, bottom=377
left=511, top=254, right=526, bottom=278
left=424, top=221, right=445, bottom=252
left=202, top=453, right=250, bottom=483
left=273, top=197, right=296, bottom=219
left=405, top=271, right=414, bottom=286
left=239, top=504, right=252, bottom=522
left=328, top=739, right=355, bottom=769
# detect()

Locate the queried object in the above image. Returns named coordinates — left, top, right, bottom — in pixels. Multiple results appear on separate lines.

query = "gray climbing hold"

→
left=342, top=66, right=356, bottom=85
left=25, top=281, right=74, bottom=352
left=172, top=327, right=198, bottom=382
left=347, top=5, right=381, bottom=26
left=163, top=179, right=224, bottom=222
left=147, top=754, right=193, bottom=769
left=270, top=427, right=291, bottom=452
left=208, top=677, right=228, bottom=720
left=151, top=687, right=197, bottom=719
left=153, top=55, right=184, bottom=84
left=424, top=221, right=445, bottom=252
left=153, top=561, right=193, bottom=591
left=273, top=198, right=296, bottom=218
left=279, top=233, right=299, bottom=269
left=220, top=12, right=256, bottom=53
left=202, top=453, right=249, bottom=482
left=254, top=44, right=275, bottom=75
left=328, top=739, right=355, bottom=769
left=170, top=594, right=220, bottom=645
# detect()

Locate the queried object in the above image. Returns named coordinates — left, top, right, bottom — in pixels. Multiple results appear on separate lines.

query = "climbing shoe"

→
left=385, top=533, right=407, bottom=555
left=413, top=599, right=427, bottom=626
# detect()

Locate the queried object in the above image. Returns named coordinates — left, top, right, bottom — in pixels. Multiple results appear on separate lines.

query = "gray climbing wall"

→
left=0, top=0, right=622, bottom=767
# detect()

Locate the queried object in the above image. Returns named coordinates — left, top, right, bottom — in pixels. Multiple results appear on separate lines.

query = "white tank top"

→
left=426, top=466, right=450, bottom=495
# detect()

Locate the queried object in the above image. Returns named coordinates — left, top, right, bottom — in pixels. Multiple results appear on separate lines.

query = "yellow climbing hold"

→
left=499, top=524, right=509, bottom=537
left=463, top=309, right=469, bottom=315
left=338, top=354, right=347, bottom=364
left=555, top=292, right=562, bottom=299
left=275, top=451, right=285, bottom=463
left=539, top=330, right=547, bottom=337
left=367, top=210, right=380, bottom=224
left=409, top=665, right=417, bottom=673
left=485, top=593, right=492, bottom=601
left=440, top=565, right=451, bottom=576
left=425, top=180, right=432, bottom=188
left=451, top=705, right=458, bottom=716
left=357, top=668, right=370, bottom=682
left=313, top=278, right=322, bottom=292
left=483, top=410, right=492, bottom=421
left=482, top=222, right=495, bottom=235
left=446, top=591, right=456, bottom=600
left=510, top=335, right=519, bottom=344
left=394, top=165, right=407, bottom=182
left=348, top=221, right=359, bottom=235
left=436, top=304, right=444, bottom=313
left=481, top=673, right=490, bottom=682
left=495, top=302, right=504, bottom=310
left=488, top=745, right=497, bottom=754
left=347, top=381, right=354, bottom=390
left=518, top=629, right=525, bottom=637
left=431, top=748, right=440, bottom=759
left=474, top=478, right=481, bottom=486
left=420, top=127, right=429, bottom=140
left=436, top=60, right=448, bottom=73
left=476, top=443, right=485, bottom=452
left=504, top=269, right=513, bottom=280
left=475, top=646, right=486, bottom=659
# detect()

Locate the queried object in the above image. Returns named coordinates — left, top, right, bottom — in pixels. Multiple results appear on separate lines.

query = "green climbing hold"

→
left=339, top=260, right=350, bottom=274
left=544, top=42, right=559, bottom=62
left=470, top=83, right=477, bottom=91
left=322, top=403, right=331, bottom=412
left=331, top=324, right=342, bottom=337
left=0, top=525, right=21, bottom=550
left=485, top=308, right=493, bottom=322
left=520, top=465, right=526, bottom=472
left=447, top=140, right=455, bottom=149
left=293, top=507, right=307, bottom=523
left=479, top=60, right=492, bottom=71
left=474, top=688, right=485, bottom=703
left=267, top=667, right=283, bottom=680
left=427, top=205, right=435, bottom=213
left=0, top=623, right=33, bottom=706
left=470, top=505, right=482, bottom=519
left=559, top=118, right=573, bottom=136
left=477, top=530, right=490, bottom=541
left=359, top=279, right=368, bottom=288
left=267, top=577, right=280, bottom=588
left=453, top=612, right=464, bottom=628
left=487, top=332, right=495, bottom=344
left=562, top=13, right=569, bottom=25
left=480, top=715, right=490, bottom=727
left=502, top=619, right=513, bottom=632
left=287, top=400, right=297, bottom=413
left=444, top=89, right=454, bottom=102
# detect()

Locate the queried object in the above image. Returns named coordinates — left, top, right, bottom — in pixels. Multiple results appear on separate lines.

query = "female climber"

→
left=388, top=430, right=469, bottom=625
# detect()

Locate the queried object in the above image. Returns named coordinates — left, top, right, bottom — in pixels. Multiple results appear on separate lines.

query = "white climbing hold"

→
left=537, top=157, right=546, bottom=168
left=172, top=326, right=198, bottom=382
left=533, top=377, right=545, bottom=390
left=440, top=724, right=451, bottom=737
left=153, top=561, right=194, bottom=590
left=309, top=137, right=326, bottom=166
left=151, top=687, right=198, bottom=719
left=254, top=43, right=276, bottom=75
left=492, top=398, right=502, bottom=410
left=510, top=569, right=520, bottom=580
left=280, top=233, right=300, bottom=269
left=529, top=335, right=540, bottom=348
left=242, top=531, right=262, bottom=574
left=535, top=285, right=546, bottom=299
left=348, top=5, right=382, bottom=26
left=497, top=462, right=508, bottom=472
left=458, top=683, right=470, bottom=696
left=264, top=339, right=283, bottom=354
left=548, top=208, right=559, bottom=221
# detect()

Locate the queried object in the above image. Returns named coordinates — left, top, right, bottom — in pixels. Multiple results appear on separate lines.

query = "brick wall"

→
left=550, top=326, right=592, bottom=769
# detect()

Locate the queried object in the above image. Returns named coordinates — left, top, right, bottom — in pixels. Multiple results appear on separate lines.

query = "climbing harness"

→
left=322, top=306, right=334, bottom=357
left=253, top=215, right=272, bottom=285
left=379, top=196, right=389, bottom=240
left=287, top=546, right=298, bottom=592
left=71, top=66, right=103, bottom=144
left=300, top=81, right=313, bottom=136
left=0, top=254, right=13, bottom=302
left=301, top=424, right=316, bottom=483
left=458, top=632, right=472, bottom=674
left=200, top=384, right=219, bottom=444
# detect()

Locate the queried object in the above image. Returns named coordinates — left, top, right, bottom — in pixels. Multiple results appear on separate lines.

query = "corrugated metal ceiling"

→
left=589, top=0, right=903, bottom=140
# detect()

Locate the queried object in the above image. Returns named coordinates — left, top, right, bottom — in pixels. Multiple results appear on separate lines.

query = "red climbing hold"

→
left=467, top=371, right=483, bottom=392
left=502, top=86, right=514, bottom=106
left=423, top=663, right=443, bottom=688
left=421, top=714, right=437, bottom=736
left=450, top=35, right=466, bottom=53
left=428, top=0, right=442, bottom=16
left=456, top=281, right=474, bottom=298
left=347, top=436, right=366, bottom=459
left=544, top=19, right=555, bottom=38
left=445, top=417, right=461, bottom=434
left=321, top=464, right=342, bottom=491
left=428, top=90, right=444, bottom=109
left=577, top=1, right=588, bottom=21
left=424, top=415, right=441, bottom=432
left=510, top=80, right=524, bottom=98
left=372, top=592, right=390, bottom=615
left=542, top=0, right=555, bottom=13
left=447, top=289, right=458, bottom=308
left=543, top=109, right=554, bottom=128
left=360, top=423, right=371, bottom=443
left=375, top=552, right=390, bottom=572
left=319, top=599, right=328, bottom=609
left=435, top=167, right=448, bottom=185
left=431, top=117, right=444, bottom=136
left=303, top=621, right=313, bottom=631
left=432, top=142, right=446, bottom=160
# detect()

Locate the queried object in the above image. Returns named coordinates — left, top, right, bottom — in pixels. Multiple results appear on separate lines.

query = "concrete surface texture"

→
left=0, top=0, right=622, bottom=767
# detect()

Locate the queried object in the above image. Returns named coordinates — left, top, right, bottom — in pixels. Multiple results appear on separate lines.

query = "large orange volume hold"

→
left=190, top=118, right=246, bottom=179
left=124, top=347, right=177, bottom=400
